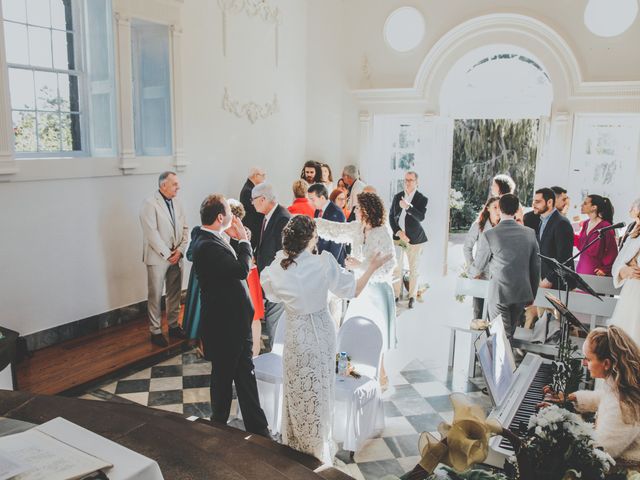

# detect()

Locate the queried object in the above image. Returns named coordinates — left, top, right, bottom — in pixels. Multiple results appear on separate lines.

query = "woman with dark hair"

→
left=320, top=163, right=334, bottom=192
left=576, top=194, right=618, bottom=276
left=546, top=326, right=640, bottom=464
left=315, top=192, right=397, bottom=383
left=609, top=198, right=640, bottom=345
left=464, top=196, right=500, bottom=319
left=301, top=160, right=322, bottom=184
left=490, top=174, right=516, bottom=197
left=261, top=215, right=389, bottom=464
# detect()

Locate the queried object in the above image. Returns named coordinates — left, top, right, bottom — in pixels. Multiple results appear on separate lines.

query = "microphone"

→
left=597, top=222, right=625, bottom=234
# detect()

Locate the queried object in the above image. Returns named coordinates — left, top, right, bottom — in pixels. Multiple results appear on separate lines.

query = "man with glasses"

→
left=389, top=171, right=428, bottom=308
left=240, top=167, right=267, bottom=249
left=251, top=183, right=291, bottom=349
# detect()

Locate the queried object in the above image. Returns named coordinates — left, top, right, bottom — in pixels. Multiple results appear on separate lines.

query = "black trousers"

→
left=209, top=337, right=269, bottom=434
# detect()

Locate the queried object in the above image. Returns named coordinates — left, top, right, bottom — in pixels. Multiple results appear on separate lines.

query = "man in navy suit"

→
left=307, top=183, right=346, bottom=266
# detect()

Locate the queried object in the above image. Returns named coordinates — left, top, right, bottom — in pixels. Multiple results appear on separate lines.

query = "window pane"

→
left=37, top=112, right=61, bottom=151
left=132, top=20, right=172, bottom=156
left=4, top=21, right=29, bottom=64
left=58, top=73, right=78, bottom=112
left=52, top=30, right=73, bottom=69
left=2, top=0, right=27, bottom=23
left=51, top=0, right=72, bottom=31
left=60, top=112, right=81, bottom=150
left=90, top=93, right=111, bottom=149
left=86, top=0, right=109, bottom=81
left=28, top=25, right=52, bottom=67
left=34, top=70, right=58, bottom=110
left=8, top=68, right=35, bottom=110
left=13, top=111, right=37, bottom=152
left=26, top=0, right=51, bottom=27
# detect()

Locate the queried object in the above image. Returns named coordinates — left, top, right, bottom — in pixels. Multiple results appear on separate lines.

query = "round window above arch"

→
left=584, top=0, right=638, bottom=37
left=383, top=7, right=426, bottom=53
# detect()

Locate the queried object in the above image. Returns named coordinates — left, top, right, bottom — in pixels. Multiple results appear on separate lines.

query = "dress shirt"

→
left=538, top=208, right=557, bottom=239
left=263, top=204, right=279, bottom=229
left=200, top=226, right=250, bottom=256
left=399, top=189, right=417, bottom=232
left=159, top=191, right=175, bottom=225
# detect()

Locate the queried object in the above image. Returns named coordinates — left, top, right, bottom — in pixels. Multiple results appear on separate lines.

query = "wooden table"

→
left=0, top=391, right=352, bottom=480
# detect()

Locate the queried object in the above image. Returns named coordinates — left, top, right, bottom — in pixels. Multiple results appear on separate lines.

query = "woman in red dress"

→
left=576, top=194, right=618, bottom=276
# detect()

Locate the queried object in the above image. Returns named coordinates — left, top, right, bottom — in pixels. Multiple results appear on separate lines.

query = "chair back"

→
left=455, top=277, right=489, bottom=298
left=270, top=312, right=287, bottom=356
left=578, top=274, right=621, bottom=296
left=338, top=316, right=383, bottom=379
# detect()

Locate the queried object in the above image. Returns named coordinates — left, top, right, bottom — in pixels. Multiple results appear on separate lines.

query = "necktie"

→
left=260, top=217, right=267, bottom=246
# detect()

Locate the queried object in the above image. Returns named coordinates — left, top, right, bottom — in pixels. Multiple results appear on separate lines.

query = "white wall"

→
left=0, top=0, right=308, bottom=337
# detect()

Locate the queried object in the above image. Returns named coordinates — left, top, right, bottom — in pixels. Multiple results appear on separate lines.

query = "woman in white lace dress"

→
left=261, top=215, right=390, bottom=464
left=609, top=199, right=640, bottom=345
left=316, top=192, right=397, bottom=354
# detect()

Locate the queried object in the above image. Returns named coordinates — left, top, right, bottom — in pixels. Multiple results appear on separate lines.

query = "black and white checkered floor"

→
left=80, top=349, right=490, bottom=480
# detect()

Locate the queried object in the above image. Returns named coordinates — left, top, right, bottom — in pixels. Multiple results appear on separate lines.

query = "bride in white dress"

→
left=315, top=192, right=397, bottom=351
left=261, top=215, right=390, bottom=464
left=609, top=200, right=640, bottom=345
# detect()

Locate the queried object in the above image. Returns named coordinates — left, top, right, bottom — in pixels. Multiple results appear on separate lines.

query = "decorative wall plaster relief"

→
left=222, top=88, right=279, bottom=124
left=218, top=0, right=281, bottom=67
left=361, top=54, right=373, bottom=88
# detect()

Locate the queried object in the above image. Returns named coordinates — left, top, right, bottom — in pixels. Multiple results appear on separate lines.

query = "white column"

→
left=114, top=12, right=138, bottom=173
left=170, top=24, right=188, bottom=172
left=0, top=6, right=18, bottom=178
left=420, top=113, right=454, bottom=277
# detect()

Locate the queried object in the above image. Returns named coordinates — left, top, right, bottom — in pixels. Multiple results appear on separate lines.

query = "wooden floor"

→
left=16, top=312, right=187, bottom=395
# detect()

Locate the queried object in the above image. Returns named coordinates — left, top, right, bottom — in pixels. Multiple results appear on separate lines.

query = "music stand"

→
left=538, top=254, right=602, bottom=305
left=545, top=292, right=590, bottom=336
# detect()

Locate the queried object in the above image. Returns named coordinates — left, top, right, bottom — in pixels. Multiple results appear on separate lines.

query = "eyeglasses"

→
left=404, top=178, right=416, bottom=183
left=251, top=195, right=265, bottom=203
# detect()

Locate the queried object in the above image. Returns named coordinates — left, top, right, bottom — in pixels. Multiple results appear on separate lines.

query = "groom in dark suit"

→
left=531, top=187, right=576, bottom=290
left=191, top=194, right=269, bottom=436
left=308, top=183, right=346, bottom=265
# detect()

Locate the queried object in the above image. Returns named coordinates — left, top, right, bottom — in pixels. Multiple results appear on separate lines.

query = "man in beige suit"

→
left=140, top=171, right=189, bottom=347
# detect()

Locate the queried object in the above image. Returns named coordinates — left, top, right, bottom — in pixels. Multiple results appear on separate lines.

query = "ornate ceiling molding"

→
left=222, top=88, right=279, bottom=124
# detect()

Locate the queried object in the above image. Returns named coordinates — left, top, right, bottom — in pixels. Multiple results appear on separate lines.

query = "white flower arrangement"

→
left=449, top=188, right=466, bottom=211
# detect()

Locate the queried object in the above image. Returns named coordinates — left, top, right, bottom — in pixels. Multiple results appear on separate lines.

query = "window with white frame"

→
left=2, top=0, right=116, bottom=156
left=131, top=19, right=172, bottom=157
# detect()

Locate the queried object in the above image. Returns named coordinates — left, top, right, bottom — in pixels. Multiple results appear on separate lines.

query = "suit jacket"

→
left=536, top=210, right=576, bottom=289
left=315, top=201, right=346, bottom=266
left=523, top=210, right=541, bottom=232
left=475, top=219, right=540, bottom=306
left=192, top=230, right=254, bottom=359
left=140, top=191, right=189, bottom=265
left=240, top=179, right=264, bottom=250
left=256, top=204, right=291, bottom=273
left=389, top=190, right=428, bottom=244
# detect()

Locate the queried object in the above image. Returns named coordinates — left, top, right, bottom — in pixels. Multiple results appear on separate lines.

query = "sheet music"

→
left=0, top=428, right=111, bottom=480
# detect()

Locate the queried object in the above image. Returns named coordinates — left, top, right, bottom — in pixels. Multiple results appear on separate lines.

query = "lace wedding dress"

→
left=315, top=219, right=397, bottom=349
left=609, top=235, right=640, bottom=345
left=261, top=250, right=356, bottom=464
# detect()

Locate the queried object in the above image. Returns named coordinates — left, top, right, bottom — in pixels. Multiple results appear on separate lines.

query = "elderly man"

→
left=341, top=164, right=366, bottom=222
left=389, top=171, right=428, bottom=308
left=240, top=167, right=267, bottom=249
left=140, top=171, right=189, bottom=347
left=251, top=183, right=291, bottom=348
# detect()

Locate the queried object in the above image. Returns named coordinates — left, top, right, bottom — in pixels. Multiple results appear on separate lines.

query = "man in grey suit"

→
left=140, top=171, right=189, bottom=347
left=474, top=194, right=540, bottom=340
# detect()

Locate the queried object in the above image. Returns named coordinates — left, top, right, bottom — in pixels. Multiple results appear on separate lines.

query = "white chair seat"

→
left=253, top=353, right=283, bottom=384
left=335, top=375, right=379, bottom=402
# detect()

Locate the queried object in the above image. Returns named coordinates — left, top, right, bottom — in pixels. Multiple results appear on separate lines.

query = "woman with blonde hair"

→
left=609, top=198, right=640, bottom=345
left=561, top=326, right=640, bottom=466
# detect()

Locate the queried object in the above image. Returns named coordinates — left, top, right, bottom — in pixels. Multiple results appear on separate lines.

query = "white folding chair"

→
left=334, top=316, right=385, bottom=454
left=252, top=312, right=286, bottom=433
